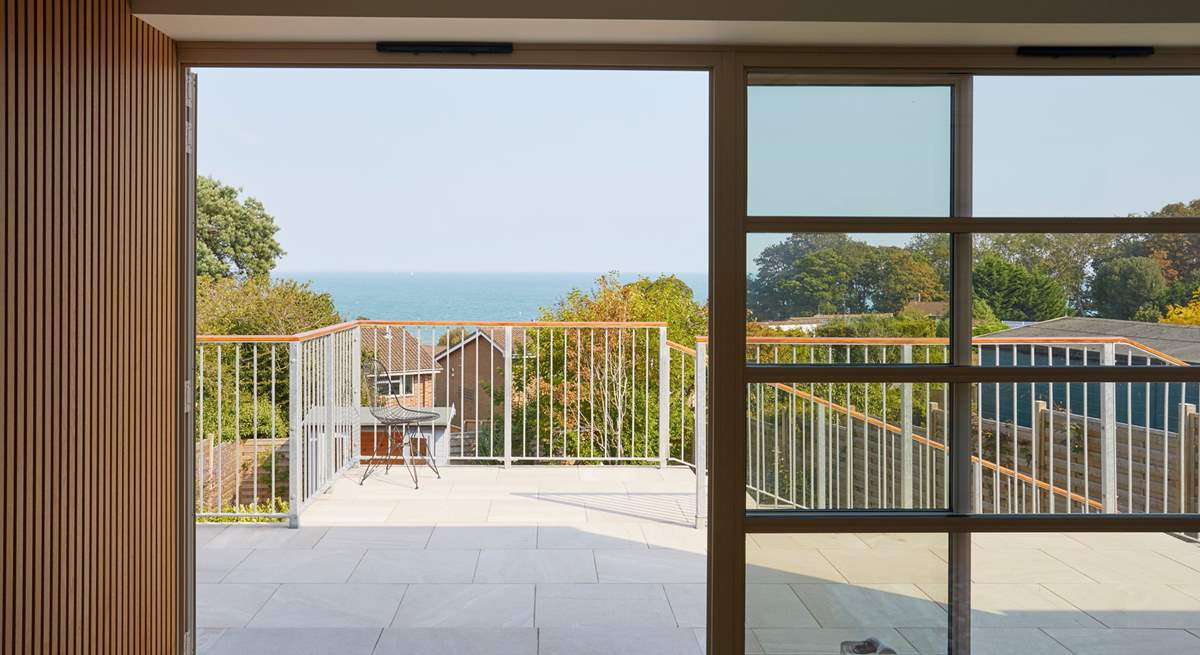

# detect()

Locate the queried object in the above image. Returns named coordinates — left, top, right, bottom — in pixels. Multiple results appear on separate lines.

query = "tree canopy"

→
left=748, top=234, right=944, bottom=320
left=196, top=276, right=342, bottom=336
left=1090, top=256, right=1167, bottom=321
left=196, top=175, right=285, bottom=278
left=973, top=253, right=1069, bottom=322
left=744, top=196, right=1200, bottom=326
left=1162, top=289, right=1200, bottom=326
left=544, top=273, right=707, bottom=345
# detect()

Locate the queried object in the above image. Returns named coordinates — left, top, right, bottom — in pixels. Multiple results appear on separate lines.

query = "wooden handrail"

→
left=196, top=319, right=669, bottom=343
left=764, top=380, right=1105, bottom=510
left=692, top=335, right=1189, bottom=367
left=665, top=340, right=697, bottom=356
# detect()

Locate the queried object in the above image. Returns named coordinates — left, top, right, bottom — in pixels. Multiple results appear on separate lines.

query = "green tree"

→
left=973, top=253, right=1068, bottom=322
left=196, top=275, right=342, bottom=336
left=196, top=176, right=285, bottom=278
left=1090, top=256, right=1167, bottom=320
left=490, top=274, right=707, bottom=462
left=976, top=233, right=1116, bottom=313
left=748, top=234, right=860, bottom=319
left=1127, top=198, right=1200, bottom=283
left=549, top=273, right=707, bottom=345
left=866, top=247, right=945, bottom=313
left=787, top=249, right=859, bottom=315
left=194, top=276, right=343, bottom=465
left=969, top=298, right=1009, bottom=336
left=1162, top=288, right=1200, bottom=326
left=749, top=235, right=943, bottom=320
left=906, top=233, right=951, bottom=291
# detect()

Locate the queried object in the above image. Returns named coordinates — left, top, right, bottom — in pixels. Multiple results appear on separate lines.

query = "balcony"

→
left=194, top=321, right=1200, bottom=655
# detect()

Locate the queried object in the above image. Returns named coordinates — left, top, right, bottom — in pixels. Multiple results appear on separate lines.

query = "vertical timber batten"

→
left=1, top=1, right=182, bottom=652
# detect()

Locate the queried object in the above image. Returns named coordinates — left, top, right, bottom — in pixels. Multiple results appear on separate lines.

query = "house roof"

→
left=361, top=326, right=441, bottom=373
left=434, top=327, right=527, bottom=361
left=990, top=317, right=1200, bottom=364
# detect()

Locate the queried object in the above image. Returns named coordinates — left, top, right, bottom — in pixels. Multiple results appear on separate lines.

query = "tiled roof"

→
left=361, top=326, right=441, bottom=373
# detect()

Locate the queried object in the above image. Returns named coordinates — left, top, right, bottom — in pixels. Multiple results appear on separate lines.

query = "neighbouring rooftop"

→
left=993, top=316, right=1200, bottom=364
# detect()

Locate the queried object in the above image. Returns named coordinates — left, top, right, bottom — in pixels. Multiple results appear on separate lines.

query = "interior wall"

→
left=2, top=1, right=183, bottom=652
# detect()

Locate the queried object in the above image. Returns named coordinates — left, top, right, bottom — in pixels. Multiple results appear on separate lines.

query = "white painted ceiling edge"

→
left=133, top=16, right=1200, bottom=46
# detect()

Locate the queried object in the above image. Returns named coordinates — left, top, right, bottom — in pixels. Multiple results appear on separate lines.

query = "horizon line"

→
left=273, top=270, right=711, bottom=275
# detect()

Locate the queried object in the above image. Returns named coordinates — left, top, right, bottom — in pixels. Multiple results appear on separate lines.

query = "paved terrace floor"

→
left=197, top=466, right=1200, bottom=655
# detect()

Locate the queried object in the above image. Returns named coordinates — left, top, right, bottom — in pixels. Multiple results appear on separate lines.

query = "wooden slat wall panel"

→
left=2, top=1, right=181, bottom=652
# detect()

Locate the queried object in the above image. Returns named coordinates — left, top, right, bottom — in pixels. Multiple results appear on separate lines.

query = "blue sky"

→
left=196, top=70, right=1200, bottom=273
left=196, top=68, right=708, bottom=274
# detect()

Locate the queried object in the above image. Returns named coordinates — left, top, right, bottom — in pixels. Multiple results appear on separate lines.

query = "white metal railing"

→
left=195, top=320, right=704, bottom=525
left=194, top=322, right=360, bottom=524
left=736, top=336, right=1199, bottom=516
left=196, top=323, right=1195, bottom=527
left=194, top=338, right=291, bottom=520
left=357, top=321, right=681, bottom=464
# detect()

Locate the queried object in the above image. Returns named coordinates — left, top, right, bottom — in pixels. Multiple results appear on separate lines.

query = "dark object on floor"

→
left=840, top=637, right=897, bottom=654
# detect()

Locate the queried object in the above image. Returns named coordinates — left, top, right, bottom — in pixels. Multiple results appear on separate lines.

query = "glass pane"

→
left=746, top=382, right=950, bottom=510
left=747, top=233, right=952, bottom=350
left=975, top=76, right=1200, bottom=218
left=970, top=379, right=1199, bottom=515
left=746, top=533, right=947, bottom=653
left=963, top=532, right=1200, bottom=655
left=973, top=233, right=1200, bottom=324
left=748, top=85, right=953, bottom=217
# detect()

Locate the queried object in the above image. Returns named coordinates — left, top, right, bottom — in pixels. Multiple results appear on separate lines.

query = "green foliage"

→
left=195, top=343, right=290, bottom=443
left=976, top=233, right=1117, bottom=313
left=548, top=273, right=707, bottom=345
left=816, top=311, right=937, bottom=339
left=906, top=234, right=951, bottom=291
left=197, top=499, right=289, bottom=523
left=748, top=234, right=944, bottom=320
left=1090, top=256, right=1167, bottom=320
left=1162, top=288, right=1200, bottom=326
left=196, top=175, right=285, bottom=278
left=970, top=298, right=1009, bottom=336
left=973, top=253, right=1069, bottom=322
left=482, top=274, right=707, bottom=463
left=197, top=275, right=342, bottom=336
left=195, top=276, right=342, bottom=444
left=1127, top=198, right=1200, bottom=284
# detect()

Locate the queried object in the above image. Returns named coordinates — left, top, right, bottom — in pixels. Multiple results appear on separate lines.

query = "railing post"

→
left=287, top=342, right=302, bottom=528
left=816, top=403, right=827, bottom=509
left=1035, top=400, right=1049, bottom=513
left=1101, top=343, right=1118, bottom=512
left=504, top=326, right=513, bottom=469
left=694, top=340, right=707, bottom=528
left=1185, top=403, right=1199, bottom=514
left=352, top=327, right=362, bottom=465
left=658, top=326, right=670, bottom=469
left=901, top=344, right=914, bottom=509
left=324, top=336, right=335, bottom=498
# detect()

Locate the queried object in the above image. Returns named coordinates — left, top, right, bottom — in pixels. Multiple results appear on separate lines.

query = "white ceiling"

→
left=134, top=15, right=1200, bottom=46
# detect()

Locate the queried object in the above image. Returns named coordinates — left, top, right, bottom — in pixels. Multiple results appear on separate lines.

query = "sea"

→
left=278, top=271, right=709, bottom=322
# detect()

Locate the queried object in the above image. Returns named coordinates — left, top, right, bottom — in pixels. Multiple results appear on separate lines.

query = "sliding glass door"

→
left=713, top=70, right=1200, bottom=655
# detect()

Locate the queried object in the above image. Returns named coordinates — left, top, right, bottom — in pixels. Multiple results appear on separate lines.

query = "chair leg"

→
left=425, top=435, right=441, bottom=480
left=399, top=431, right=417, bottom=489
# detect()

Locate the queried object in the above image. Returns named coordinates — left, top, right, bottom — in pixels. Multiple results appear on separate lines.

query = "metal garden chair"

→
left=361, top=357, right=440, bottom=488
